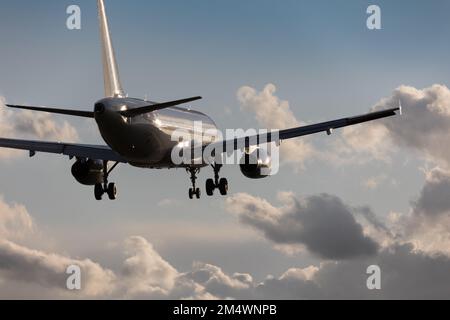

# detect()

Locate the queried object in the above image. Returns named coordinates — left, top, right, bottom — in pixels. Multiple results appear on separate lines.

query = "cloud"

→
left=235, top=83, right=450, bottom=171
left=120, top=236, right=181, bottom=298
left=238, top=84, right=300, bottom=129
left=0, top=196, right=110, bottom=299
left=0, top=195, right=199, bottom=299
left=237, top=84, right=314, bottom=170
left=254, top=266, right=322, bottom=299
left=0, top=213, right=449, bottom=299
left=181, top=240, right=450, bottom=299
left=0, top=222, right=213, bottom=299
left=0, top=97, right=79, bottom=159
left=330, top=122, right=394, bottom=165
left=107, top=236, right=216, bottom=300
left=0, top=239, right=116, bottom=298
left=413, top=167, right=450, bottom=218
left=399, top=167, right=450, bottom=256
left=226, top=192, right=379, bottom=260
left=0, top=197, right=34, bottom=240
left=256, top=244, right=450, bottom=300
left=184, top=262, right=253, bottom=299
left=0, top=235, right=208, bottom=299
left=3, top=236, right=450, bottom=299
left=339, top=84, right=450, bottom=168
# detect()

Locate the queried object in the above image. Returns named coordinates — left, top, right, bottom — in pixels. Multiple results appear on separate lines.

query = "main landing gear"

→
left=95, top=161, right=119, bottom=201
left=187, top=164, right=229, bottom=200
left=206, top=164, right=228, bottom=197
left=187, top=167, right=201, bottom=199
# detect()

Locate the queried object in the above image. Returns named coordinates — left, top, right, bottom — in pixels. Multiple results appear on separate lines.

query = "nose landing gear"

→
left=94, top=161, right=119, bottom=201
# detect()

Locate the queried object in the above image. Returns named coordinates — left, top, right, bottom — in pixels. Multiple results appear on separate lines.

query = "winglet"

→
left=398, top=99, right=403, bottom=116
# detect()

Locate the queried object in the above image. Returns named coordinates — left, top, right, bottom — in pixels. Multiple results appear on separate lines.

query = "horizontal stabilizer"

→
left=120, top=96, right=202, bottom=117
left=6, top=104, right=94, bottom=118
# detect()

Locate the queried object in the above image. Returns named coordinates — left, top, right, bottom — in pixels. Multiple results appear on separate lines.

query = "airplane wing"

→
left=0, top=138, right=127, bottom=163
left=203, top=107, right=401, bottom=153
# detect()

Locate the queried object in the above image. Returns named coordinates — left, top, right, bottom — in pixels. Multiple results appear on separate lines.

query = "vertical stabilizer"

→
left=97, top=0, right=125, bottom=98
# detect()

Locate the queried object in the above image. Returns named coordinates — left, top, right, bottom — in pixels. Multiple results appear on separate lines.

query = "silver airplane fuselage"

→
left=94, top=97, right=217, bottom=168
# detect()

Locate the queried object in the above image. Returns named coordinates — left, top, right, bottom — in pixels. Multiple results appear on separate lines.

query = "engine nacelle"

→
left=71, top=159, right=104, bottom=186
left=239, top=149, right=272, bottom=179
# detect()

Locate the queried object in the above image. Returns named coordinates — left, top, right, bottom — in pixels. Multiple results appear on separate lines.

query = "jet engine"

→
left=239, top=149, right=272, bottom=179
left=71, top=159, right=104, bottom=186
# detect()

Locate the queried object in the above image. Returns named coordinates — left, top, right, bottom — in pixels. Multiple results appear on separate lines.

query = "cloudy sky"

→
left=1, top=0, right=450, bottom=299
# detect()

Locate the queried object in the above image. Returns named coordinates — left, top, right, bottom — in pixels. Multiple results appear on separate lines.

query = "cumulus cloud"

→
left=339, top=84, right=450, bottom=167
left=240, top=84, right=450, bottom=169
left=0, top=235, right=210, bottom=299
left=120, top=236, right=188, bottom=299
left=226, top=192, right=379, bottom=260
left=3, top=235, right=450, bottom=299
left=0, top=197, right=34, bottom=240
left=0, top=239, right=116, bottom=298
left=108, top=236, right=216, bottom=300
left=0, top=194, right=202, bottom=299
left=254, top=244, right=450, bottom=300
left=0, top=97, right=79, bottom=159
left=329, top=122, right=394, bottom=165
left=220, top=189, right=450, bottom=299
left=398, top=167, right=450, bottom=256
left=237, top=84, right=314, bottom=170
left=184, top=262, right=253, bottom=299
left=0, top=208, right=449, bottom=300
left=413, top=167, right=450, bottom=218
left=0, top=196, right=110, bottom=299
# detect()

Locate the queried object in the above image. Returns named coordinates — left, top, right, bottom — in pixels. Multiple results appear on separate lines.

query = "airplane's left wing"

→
left=0, top=138, right=127, bottom=162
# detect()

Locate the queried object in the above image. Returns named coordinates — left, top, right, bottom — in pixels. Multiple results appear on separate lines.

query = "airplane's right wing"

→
left=278, top=107, right=400, bottom=140
left=0, top=138, right=127, bottom=163
left=202, top=107, right=401, bottom=153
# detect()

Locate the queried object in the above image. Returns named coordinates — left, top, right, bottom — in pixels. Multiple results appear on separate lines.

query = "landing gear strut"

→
left=206, top=164, right=228, bottom=196
left=95, top=161, right=119, bottom=201
left=187, top=167, right=201, bottom=199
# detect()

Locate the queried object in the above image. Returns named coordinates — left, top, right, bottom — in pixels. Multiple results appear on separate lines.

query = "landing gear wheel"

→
left=94, top=183, right=104, bottom=201
left=209, top=164, right=229, bottom=197
left=107, top=183, right=117, bottom=200
left=187, top=167, right=201, bottom=200
left=219, top=178, right=228, bottom=196
left=206, top=179, right=215, bottom=196
left=94, top=161, right=120, bottom=201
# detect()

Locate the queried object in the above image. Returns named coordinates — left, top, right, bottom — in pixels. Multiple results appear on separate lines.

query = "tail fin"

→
left=97, top=0, right=125, bottom=98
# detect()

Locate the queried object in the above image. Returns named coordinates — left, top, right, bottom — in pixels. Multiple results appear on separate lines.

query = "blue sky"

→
left=1, top=1, right=450, bottom=298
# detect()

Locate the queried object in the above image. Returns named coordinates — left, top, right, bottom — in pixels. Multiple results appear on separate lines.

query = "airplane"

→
left=0, top=0, right=401, bottom=201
